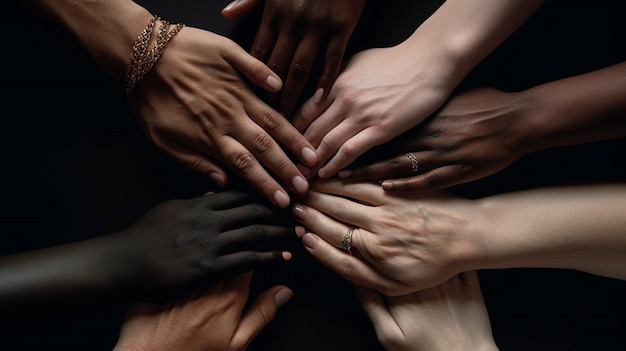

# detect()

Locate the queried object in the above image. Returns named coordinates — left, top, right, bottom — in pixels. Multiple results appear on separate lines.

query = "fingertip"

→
left=265, top=75, right=283, bottom=91
left=381, top=181, right=393, bottom=191
left=281, top=251, right=292, bottom=261
left=338, top=169, right=352, bottom=178
left=302, top=233, right=318, bottom=250
left=209, top=172, right=228, bottom=187
left=295, top=226, right=306, bottom=238
left=273, top=190, right=290, bottom=208
left=274, top=287, right=293, bottom=307
left=300, top=147, right=318, bottom=167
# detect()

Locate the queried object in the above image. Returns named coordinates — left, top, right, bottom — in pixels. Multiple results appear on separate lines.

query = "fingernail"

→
left=291, top=176, right=309, bottom=194
left=313, top=88, right=324, bottom=104
left=282, top=251, right=293, bottom=261
left=338, top=170, right=352, bottom=178
left=209, top=172, right=226, bottom=186
left=266, top=75, right=282, bottom=90
left=317, top=167, right=329, bottom=179
left=381, top=181, right=393, bottom=191
left=273, top=190, right=290, bottom=208
left=300, top=147, right=318, bottom=166
left=222, top=0, right=238, bottom=12
left=302, top=233, right=318, bottom=250
left=295, top=226, right=306, bottom=237
left=275, top=288, right=294, bottom=307
left=292, top=203, right=305, bottom=219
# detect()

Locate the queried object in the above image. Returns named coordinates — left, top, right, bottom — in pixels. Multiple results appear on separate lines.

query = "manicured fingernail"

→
left=292, top=176, right=309, bottom=194
left=282, top=251, right=293, bottom=261
left=317, top=167, right=329, bottom=179
left=381, top=181, right=393, bottom=191
left=266, top=75, right=282, bottom=90
left=222, top=0, right=238, bottom=12
left=338, top=170, right=352, bottom=178
left=275, top=288, right=294, bottom=307
left=302, top=233, right=318, bottom=250
left=295, top=226, right=306, bottom=237
left=300, top=147, right=318, bottom=166
left=292, top=203, right=305, bottom=219
left=209, top=172, right=226, bottom=186
left=313, top=88, right=324, bottom=104
left=273, top=190, right=290, bottom=208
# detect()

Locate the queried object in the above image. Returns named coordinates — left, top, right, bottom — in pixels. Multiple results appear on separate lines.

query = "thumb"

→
left=230, top=285, right=293, bottom=351
left=355, top=286, right=403, bottom=345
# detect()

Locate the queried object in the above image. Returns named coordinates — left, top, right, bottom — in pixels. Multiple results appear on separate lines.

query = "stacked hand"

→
left=223, top=0, right=367, bottom=117
left=115, top=272, right=293, bottom=351
left=338, top=87, right=527, bottom=191
left=292, top=179, right=477, bottom=296
left=129, top=26, right=319, bottom=208
left=358, top=271, right=497, bottom=351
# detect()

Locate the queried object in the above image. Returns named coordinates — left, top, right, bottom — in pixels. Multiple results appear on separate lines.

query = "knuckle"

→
left=291, top=62, right=308, bottom=80
left=260, top=109, right=281, bottom=130
left=186, top=157, right=206, bottom=173
left=424, top=172, right=440, bottom=187
left=253, top=133, right=275, bottom=154
left=269, top=61, right=287, bottom=78
left=338, top=141, right=359, bottom=159
left=252, top=42, right=270, bottom=59
left=234, top=152, right=256, bottom=174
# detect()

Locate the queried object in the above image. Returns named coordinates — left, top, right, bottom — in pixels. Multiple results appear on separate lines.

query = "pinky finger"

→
left=230, top=285, right=293, bottom=351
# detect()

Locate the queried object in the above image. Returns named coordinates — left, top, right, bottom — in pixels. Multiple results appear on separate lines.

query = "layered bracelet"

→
left=124, top=15, right=185, bottom=95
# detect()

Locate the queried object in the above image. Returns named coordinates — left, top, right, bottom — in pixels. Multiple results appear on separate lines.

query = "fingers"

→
left=224, top=40, right=283, bottom=93
left=291, top=88, right=333, bottom=133
left=308, top=179, right=385, bottom=206
left=218, top=135, right=293, bottom=208
left=230, top=285, right=293, bottom=351
left=292, top=202, right=368, bottom=250
left=220, top=202, right=285, bottom=227
left=220, top=225, right=297, bottom=253
left=277, top=35, right=323, bottom=116
left=381, top=165, right=463, bottom=192
left=338, top=152, right=423, bottom=181
left=214, top=250, right=290, bottom=277
left=222, top=0, right=261, bottom=19
left=301, top=233, right=399, bottom=294
left=318, top=128, right=384, bottom=179
left=316, top=35, right=349, bottom=97
left=196, top=190, right=253, bottom=211
left=244, top=99, right=319, bottom=168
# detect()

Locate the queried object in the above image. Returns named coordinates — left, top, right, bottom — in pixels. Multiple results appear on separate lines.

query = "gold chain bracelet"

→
left=124, top=15, right=185, bottom=95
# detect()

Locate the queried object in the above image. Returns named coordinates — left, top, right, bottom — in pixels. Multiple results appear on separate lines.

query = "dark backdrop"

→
left=1, top=0, right=625, bottom=350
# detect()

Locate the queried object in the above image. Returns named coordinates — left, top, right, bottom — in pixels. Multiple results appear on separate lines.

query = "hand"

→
left=357, top=271, right=497, bottom=351
left=291, top=43, right=455, bottom=179
left=116, top=191, right=294, bottom=299
left=338, top=87, right=528, bottom=191
left=222, top=0, right=367, bottom=117
left=114, top=272, right=293, bottom=351
left=129, top=26, right=319, bottom=208
left=292, top=179, right=477, bottom=296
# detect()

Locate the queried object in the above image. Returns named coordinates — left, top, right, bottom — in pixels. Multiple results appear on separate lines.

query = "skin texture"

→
left=0, top=192, right=294, bottom=311
left=28, top=0, right=320, bottom=208
left=290, top=0, right=545, bottom=179
left=338, top=62, right=626, bottom=192
left=293, top=179, right=626, bottom=296
left=222, top=0, right=367, bottom=117
left=114, top=273, right=293, bottom=351
left=358, top=272, right=498, bottom=351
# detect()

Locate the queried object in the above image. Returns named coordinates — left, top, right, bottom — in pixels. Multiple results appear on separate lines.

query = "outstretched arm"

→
left=293, top=180, right=626, bottom=296
left=26, top=0, right=318, bottom=208
left=340, top=61, right=626, bottom=191
left=292, top=0, right=545, bottom=179
left=0, top=192, right=293, bottom=312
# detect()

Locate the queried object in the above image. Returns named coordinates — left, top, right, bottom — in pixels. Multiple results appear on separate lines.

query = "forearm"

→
left=473, top=183, right=626, bottom=280
left=27, top=0, right=152, bottom=78
left=0, top=233, right=128, bottom=311
left=403, top=0, right=545, bottom=89
left=518, top=61, right=626, bottom=153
